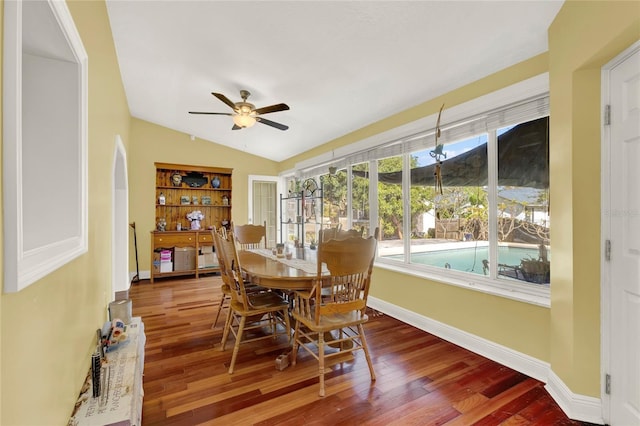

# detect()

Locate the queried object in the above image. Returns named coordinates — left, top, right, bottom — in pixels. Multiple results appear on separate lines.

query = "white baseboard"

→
left=545, top=370, right=604, bottom=425
left=130, top=270, right=150, bottom=282
left=367, top=296, right=604, bottom=424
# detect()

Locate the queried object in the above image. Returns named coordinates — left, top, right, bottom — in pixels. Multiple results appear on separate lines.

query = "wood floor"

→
left=129, top=275, right=587, bottom=426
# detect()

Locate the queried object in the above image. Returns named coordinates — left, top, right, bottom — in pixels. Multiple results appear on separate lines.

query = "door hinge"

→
left=605, top=374, right=611, bottom=395
left=605, top=240, right=611, bottom=261
left=604, top=105, right=611, bottom=125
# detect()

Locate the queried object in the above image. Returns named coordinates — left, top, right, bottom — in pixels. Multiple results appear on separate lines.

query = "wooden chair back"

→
left=319, top=226, right=366, bottom=245
left=335, top=228, right=363, bottom=239
left=312, top=235, right=377, bottom=323
left=232, top=221, right=267, bottom=250
left=212, top=228, right=229, bottom=283
left=216, top=230, right=251, bottom=310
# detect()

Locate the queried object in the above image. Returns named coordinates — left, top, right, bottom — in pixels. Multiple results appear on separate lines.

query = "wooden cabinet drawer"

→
left=198, top=232, right=214, bottom=244
left=153, top=232, right=196, bottom=247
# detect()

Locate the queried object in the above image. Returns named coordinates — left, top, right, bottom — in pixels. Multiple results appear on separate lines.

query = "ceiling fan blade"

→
left=212, top=92, right=237, bottom=110
left=188, top=111, right=232, bottom=115
left=256, top=116, right=289, bottom=131
left=253, top=103, right=290, bottom=115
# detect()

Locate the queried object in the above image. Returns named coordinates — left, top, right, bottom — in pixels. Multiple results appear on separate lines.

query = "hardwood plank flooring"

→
left=129, top=275, right=589, bottom=425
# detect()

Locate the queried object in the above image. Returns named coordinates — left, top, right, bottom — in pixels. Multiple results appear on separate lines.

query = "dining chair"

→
left=218, top=231, right=291, bottom=374
left=212, top=228, right=267, bottom=328
left=211, top=228, right=233, bottom=328
left=290, top=234, right=378, bottom=396
left=232, top=221, right=267, bottom=250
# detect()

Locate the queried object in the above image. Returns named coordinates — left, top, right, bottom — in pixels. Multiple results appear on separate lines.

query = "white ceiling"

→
left=106, top=1, right=563, bottom=162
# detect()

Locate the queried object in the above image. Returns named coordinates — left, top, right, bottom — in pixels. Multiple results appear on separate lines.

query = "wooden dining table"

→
left=237, top=249, right=325, bottom=291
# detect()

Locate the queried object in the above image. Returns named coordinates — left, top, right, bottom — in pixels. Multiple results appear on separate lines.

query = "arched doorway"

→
left=112, top=136, right=130, bottom=300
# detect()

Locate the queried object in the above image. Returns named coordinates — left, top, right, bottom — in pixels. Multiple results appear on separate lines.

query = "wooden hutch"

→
left=150, top=163, right=232, bottom=282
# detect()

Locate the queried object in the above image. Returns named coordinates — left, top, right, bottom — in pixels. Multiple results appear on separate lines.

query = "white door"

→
left=603, top=41, right=640, bottom=425
left=248, top=175, right=280, bottom=248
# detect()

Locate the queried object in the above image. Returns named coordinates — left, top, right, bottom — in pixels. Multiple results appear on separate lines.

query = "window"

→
left=495, top=118, right=549, bottom=285
left=321, top=168, right=347, bottom=229
left=294, top=77, right=550, bottom=304
left=405, top=135, right=489, bottom=274
left=373, top=114, right=550, bottom=304
left=377, top=156, right=405, bottom=262
left=351, top=162, right=370, bottom=237
left=377, top=117, right=550, bottom=286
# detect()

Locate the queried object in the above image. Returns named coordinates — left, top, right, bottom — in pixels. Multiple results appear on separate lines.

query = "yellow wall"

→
left=0, top=1, right=131, bottom=424
left=127, top=118, right=279, bottom=274
left=0, top=1, right=4, bottom=423
left=372, top=269, right=551, bottom=360
left=548, top=0, right=640, bottom=396
left=1, top=3, right=4, bottom=421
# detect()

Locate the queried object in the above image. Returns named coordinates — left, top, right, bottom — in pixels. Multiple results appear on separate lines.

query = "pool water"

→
left=385, top=246, right=541, bottom=275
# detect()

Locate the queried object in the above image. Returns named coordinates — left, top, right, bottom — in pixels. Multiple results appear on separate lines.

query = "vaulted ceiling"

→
left=106, top=1, right=563, bottom=162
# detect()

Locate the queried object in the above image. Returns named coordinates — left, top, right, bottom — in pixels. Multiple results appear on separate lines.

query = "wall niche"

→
left=3, top=0, right=88, bottom=292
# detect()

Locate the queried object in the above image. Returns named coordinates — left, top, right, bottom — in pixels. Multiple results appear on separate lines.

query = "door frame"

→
left=112, top=135, right=129, bottom=300
left=248, top=174, right=282, bottom=239
left=600, top=39, right=640, bottom=425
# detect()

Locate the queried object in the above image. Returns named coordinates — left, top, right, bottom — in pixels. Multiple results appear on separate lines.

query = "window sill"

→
left=374, top=259, right=551, bottom=308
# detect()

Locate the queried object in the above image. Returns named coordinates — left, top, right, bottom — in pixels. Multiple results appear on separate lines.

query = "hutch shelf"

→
left=151, top=162, right=232, bottom=282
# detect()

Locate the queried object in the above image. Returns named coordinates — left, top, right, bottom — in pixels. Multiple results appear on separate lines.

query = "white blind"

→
left=299, top=94, right=549, bottom=179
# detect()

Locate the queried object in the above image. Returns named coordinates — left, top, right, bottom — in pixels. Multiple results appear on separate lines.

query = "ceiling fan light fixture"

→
left=190, top=90, right=288, bottom=130
left=232, top=113, right=256, bottom=128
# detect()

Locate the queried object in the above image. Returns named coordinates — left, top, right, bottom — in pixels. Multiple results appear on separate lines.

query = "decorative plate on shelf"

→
left=183, top=171, right=207, bottom=188
left=171, top=173, right=183, bottom=187
left=302, top=178, right=318, bottom=196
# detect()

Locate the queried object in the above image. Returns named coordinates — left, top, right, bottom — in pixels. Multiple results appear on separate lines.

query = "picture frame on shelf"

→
left=180, top=195, right=190, bottom=205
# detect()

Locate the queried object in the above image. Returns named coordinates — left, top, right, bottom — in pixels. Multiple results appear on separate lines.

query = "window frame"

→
left=295, top=75, right=551, bottom=307
left=373, top=118, right=550, bottom=307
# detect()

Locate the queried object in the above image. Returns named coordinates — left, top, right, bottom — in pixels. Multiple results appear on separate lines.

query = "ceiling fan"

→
left=189, top=90, right=290, bottom=131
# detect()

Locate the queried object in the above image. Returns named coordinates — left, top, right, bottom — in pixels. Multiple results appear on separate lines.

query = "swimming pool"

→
left=384, top=245, right=542, bottom=275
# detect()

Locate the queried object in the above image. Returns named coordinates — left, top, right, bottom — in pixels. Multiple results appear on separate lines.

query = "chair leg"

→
left=358, top=324, right=376, bottom=382
left=269, top=312, right=277, bottom=338
left=291, top=320, right=300, bottom=366
left=228, top=316, right=246, bottom=374
left=284, top=310, right=291, bottom=343
left=213, top=293, right=228, bottom=328
left=318, top=330, right=326, bottom=397
left=220, top=308, right=234, bottom=351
